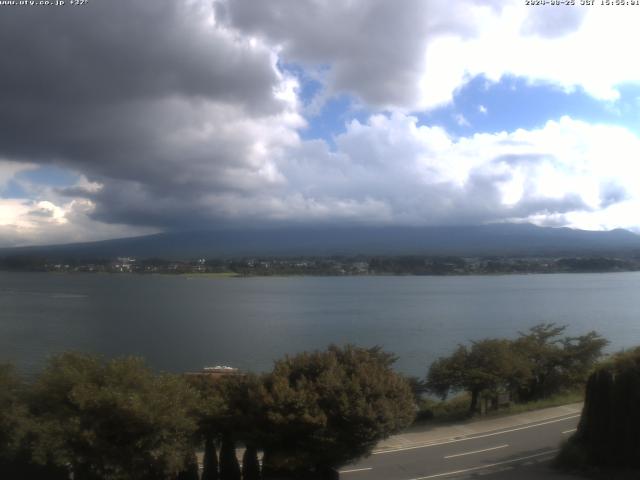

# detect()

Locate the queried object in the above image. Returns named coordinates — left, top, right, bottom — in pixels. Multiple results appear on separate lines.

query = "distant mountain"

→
left=2, top=224, right=640, bottom=260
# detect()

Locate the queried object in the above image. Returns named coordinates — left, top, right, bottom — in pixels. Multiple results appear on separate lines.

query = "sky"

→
left=1, top=0, right=640, bottom=247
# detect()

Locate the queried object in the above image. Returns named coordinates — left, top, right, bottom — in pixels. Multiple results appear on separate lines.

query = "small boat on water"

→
left=203, top=365, right=237, bottom=372
left=185, top=365, right=243, bottom=379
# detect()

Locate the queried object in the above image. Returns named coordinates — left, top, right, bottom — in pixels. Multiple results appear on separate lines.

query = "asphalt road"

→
left=338, top=413, right=580, bottom=480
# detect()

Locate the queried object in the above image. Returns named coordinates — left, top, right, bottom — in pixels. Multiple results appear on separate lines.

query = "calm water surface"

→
left=2, top=272, right=640, bottom=377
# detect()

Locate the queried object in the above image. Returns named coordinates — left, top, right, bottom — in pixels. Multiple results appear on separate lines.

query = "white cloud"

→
left=454, top=113, right=471, bottom=127
left=0, top=160, right=37, bottom=188
left=3, top=0, right=640, bottom=246
left=217, top=0, right=640, bottom=110
left=3, top=113, right=640, bottom=245
left=268, top=114, right=640, bottom=229
left=0, top=171, right=157, bottom=246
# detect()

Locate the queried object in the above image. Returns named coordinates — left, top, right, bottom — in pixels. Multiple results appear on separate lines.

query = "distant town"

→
left=2, top=254, right=640, bottom=276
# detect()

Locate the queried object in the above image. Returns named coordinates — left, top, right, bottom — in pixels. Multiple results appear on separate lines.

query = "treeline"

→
left=424, top=324, right=608, bottom=414
left=3, top=254, right=640, bottom=276
left=0, top=345, right=415, bottom=480
left=0, top=326, right=610, bottom=480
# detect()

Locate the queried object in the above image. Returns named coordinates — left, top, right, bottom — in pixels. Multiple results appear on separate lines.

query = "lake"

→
left=1, top=272, right=640, bottom=377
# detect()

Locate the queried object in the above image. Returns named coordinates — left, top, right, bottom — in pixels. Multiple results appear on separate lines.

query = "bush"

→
left=261, top=345, right=415, bottom=474
left=556, top=347, right=640, bottom=472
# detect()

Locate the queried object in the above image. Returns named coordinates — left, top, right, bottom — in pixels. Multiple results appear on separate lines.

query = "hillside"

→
left=1, top=224, right=640, bottom=260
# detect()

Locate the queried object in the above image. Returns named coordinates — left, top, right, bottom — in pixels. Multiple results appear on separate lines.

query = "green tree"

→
left=260, top=345, right=415, bottom=476
left=560, top=331, right=608, bottom=389
left=189, top=373, right=264, bottom=479
left=0, top=363, right=70, bottom=479
left=515, top=324, right=607, bottom=401
left=514, top=323, right=568, bottom=400
left=427, top=325, right=608, bottom=413
left=201, top=434, right=219, bottom=480
left=29, top=353, right=200, bottom=480
left=0, top=364, right=27, bottom=466
left=559, top=347, right=640, bottom=469
left=405, top=375, right=429, bottom=403
left=425, top=346, right=467, bottom=400
left=427, top=339, right=527, bottom=413
left=219, top=433, right=241, bottom=480
left=242, top=445, right=261, bottom=480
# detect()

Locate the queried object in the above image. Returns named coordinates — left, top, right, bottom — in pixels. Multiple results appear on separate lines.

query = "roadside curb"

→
left=372, top=403, right=583, bottom=455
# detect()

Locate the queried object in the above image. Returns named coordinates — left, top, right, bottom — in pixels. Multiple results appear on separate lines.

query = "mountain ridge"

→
left=2, top=223, right=640, bottom=260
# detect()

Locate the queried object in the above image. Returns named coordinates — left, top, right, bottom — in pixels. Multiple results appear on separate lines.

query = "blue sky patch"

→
left=17, top=166, right=80, bottom=188
left=419, top=75, right=640, bottom=137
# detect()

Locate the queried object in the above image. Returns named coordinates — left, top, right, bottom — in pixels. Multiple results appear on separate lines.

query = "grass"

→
left=493, top=390, right=584, bottom=416
left=182, top=272, right=239, bottom=278
left=414, top=389, right=584, bottom=426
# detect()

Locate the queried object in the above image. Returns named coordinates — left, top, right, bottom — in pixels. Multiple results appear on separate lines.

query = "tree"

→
left=190, top=372, right=264, bottom=479
left=219, top=433, right=241, bottom=480
left=201, top=434, right=219, bottom=480
left=559, top=347, right=640, bottom=469
left=242, top=445, right=261, bottom=480
left=260, top=345, right=415, bottom=476
left=514, top=323, right=568, bottom=401
left=515, top=324, right=607, bottom=401
left=0, top=364, right=27, bottom=466
left=425, top=346, right=467, bottom=401
left=29, top=353, right=200, bottom=480
left=0, top=363, right=70, bottom=479
left=427, top=325, right=608, bottom=413
left=560, top=331, right=608, bottom=389
left=427, top=340, right=527, bottom=413
left=405, top=376, right=429, bottom=404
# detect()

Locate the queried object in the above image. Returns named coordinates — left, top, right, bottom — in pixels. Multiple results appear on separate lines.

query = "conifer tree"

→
left=219, top=433, right=241, bottom=480
left=242, top=445, right=261, bottom=480
left=202, top=434, right=219, bottom=480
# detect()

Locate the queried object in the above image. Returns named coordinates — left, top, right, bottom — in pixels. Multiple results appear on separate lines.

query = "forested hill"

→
left=2, top=223, right=640, bottom=260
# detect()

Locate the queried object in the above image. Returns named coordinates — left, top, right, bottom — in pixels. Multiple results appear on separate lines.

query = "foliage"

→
left=219, top=434, right=241, bottom=480
left=0, top=364, right=65, bottom=478
left=189, top=372, right=266, bottom=447
left=405, top=375, right=428, bottom=403
left=260, top=344, right=415, bottom=474
left=176, top=452, right=199, bottom=480
left=242, top=445, right=260, bottom=480
left=415, top=393, right=471, bottom=424
left=568, top=347, right=640, bottom=469
left=201, top=435, right=219, bottom=480
left=427, top=324, right=607, bottom=413
left=426, top=339, right=526, bottom=413
left=0, top=364, right=28, bottom=462
left=515, top=324, right=607, bottom=401
left=29, top=353, right=200, bottom=480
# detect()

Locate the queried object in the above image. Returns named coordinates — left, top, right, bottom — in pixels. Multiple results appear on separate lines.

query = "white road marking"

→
left=408, top=449, right=558, bottom=480
left=373, top=414, right=580, bottom=455
left=444, top=444, right=508, bottom=459
left=339, top=467, right=373, bottom=474
left=562, top=428, right=577, bottom=434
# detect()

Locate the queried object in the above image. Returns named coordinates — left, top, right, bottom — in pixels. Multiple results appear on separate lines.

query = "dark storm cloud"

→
left=0, top=0, right=280, bottom=112
left=214, top=0, right=488, bottom=109
left=0, top=0, right=300, bottom=228
left=0, top=0, right=289, bottom=170
left=0, top=0, right=630, bottom=241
